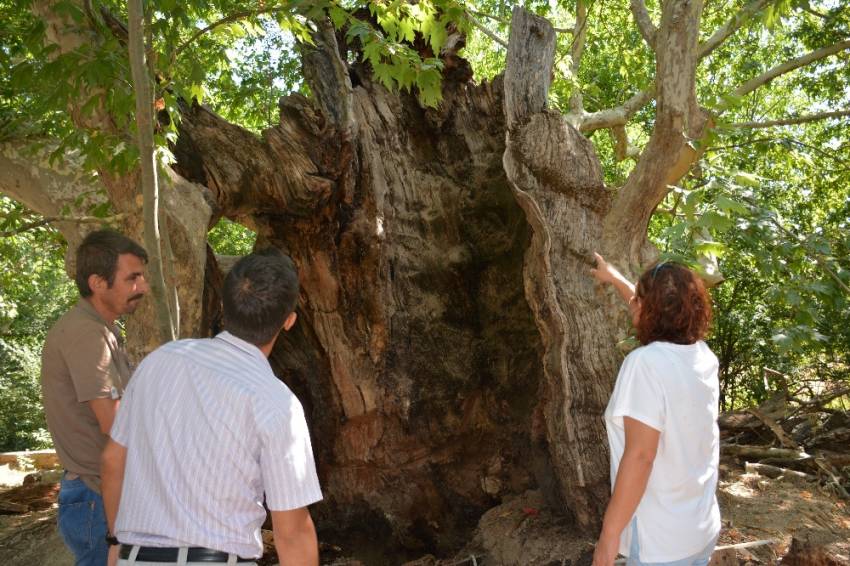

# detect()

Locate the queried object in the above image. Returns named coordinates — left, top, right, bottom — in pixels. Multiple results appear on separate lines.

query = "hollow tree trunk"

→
left=170, top=10, right=629, bottom=552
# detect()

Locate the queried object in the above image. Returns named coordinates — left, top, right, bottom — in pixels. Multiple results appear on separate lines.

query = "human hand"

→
left=589, top=252, right=621, bottom=285
left=107, top=544, right=120, bottom=566
left=591, top=532, right=620, bottom=566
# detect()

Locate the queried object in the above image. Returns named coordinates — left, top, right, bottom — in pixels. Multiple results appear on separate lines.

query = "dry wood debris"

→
left=719, top=383, right=850, bottom=501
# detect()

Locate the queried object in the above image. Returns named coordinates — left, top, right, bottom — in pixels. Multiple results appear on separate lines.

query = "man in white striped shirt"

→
left=101, top=250, right=323, bottom=566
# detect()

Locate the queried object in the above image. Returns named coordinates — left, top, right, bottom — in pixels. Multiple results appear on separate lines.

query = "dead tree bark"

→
left=502, top=8, right=619, bottom=530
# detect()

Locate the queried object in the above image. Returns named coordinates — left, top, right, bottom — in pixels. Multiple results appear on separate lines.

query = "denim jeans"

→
left=57, top=474, right=109, bottom=566
left=626, top=518, right=717, bottom=566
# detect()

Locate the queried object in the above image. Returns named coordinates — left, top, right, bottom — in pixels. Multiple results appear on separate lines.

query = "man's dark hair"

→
left=223, top=249, right=299, bottom=346
left=75, top=230, right=148, bottom=297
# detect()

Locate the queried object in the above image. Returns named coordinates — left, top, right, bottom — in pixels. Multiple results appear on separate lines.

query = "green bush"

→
left=0, top=338, right=51, bottom=452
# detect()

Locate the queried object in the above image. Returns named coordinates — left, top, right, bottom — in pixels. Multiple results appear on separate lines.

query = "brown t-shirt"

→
left=41, top=299, right=132, bottom=492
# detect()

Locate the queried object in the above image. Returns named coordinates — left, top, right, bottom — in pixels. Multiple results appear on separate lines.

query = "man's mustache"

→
left=128, top=294, right=145, bottom=302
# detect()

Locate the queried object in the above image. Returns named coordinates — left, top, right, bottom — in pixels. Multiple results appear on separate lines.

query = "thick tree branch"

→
left=173, top=101, right=336, bottom=219
left=699, top=0, right=771, bottom=60
left=611, top=125, right=639, bottom=161
left=729, top=40, right=850, bottom=102
left=630, top=0, right=657, bottom=50
left=0, top=141, right=108, bottom=272
left=579, top=88, right=654, bottom=133
left=301, top=19, right=354, bottom=132
left=602, top=0, right=704, bottom=263
left=727, top=109, right=850, bottom=129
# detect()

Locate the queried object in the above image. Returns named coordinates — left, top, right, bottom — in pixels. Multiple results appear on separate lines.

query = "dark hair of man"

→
left=222, top=249, right=299, bottom=347
left=75, top=229, right=149, bottom=297
left=634, top=262, right=712, bottom=346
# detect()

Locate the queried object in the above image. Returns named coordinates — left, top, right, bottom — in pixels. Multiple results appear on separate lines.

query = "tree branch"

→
left=569, top=0, right=589, bottom=114
left=171, top=7, right=291, bottom=64
left=0, top=140, right=110, bottom=274
left=464, top=10, right=508, bottom=48
left=727, top=109, right=850, bottom=129
left=611, top=125, right=639, bottom=161
left=0, top=213, right=126, bottom=237
left=129, top=0, right=176, bottom=343
left=468, top=8, right=575, bottom=34
left=630, top=0, right=657, bottom=50
left=300, top=18, right=354, bottom=131
left=601, top=0, right=704, bottom=263
left=579, top=88, right=654, bottom=133
left=729, top=40, right=850, bottom=102
left=699, top=0, right=771, bottom=60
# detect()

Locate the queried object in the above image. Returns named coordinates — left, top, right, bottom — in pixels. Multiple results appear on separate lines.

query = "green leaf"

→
left=733, top=172, right=761, bottom=187
left=694, top=241, right=727, bottom=257
left=399, top=17, right=416, bottom=43
left=428, top=20, right=448, bottom=54
left=695, top=211, right=733, bottom=232
left=329, top=6, right=348, bottom=29
left=714, top=195, right=750, bottom=215
left=89, top=202, right=111, bottom=218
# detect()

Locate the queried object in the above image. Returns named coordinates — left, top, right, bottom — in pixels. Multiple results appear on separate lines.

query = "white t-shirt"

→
left=605, top=340, right=721, bottom=562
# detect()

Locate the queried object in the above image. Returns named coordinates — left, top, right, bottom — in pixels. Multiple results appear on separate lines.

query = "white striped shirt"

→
left=111, top=332, right=323, bottom=558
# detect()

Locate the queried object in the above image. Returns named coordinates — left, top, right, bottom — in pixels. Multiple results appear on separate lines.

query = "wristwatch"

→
left=105, top=532, right=120, bottom=546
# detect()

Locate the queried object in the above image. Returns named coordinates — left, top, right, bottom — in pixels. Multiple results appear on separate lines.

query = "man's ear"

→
left=283, top=311, right=297, bottom=332
left=88, top=273, right=107, bottom=295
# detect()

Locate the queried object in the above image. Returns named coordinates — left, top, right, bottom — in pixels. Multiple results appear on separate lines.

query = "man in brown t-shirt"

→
left=41, top=230, right=148, bottom=566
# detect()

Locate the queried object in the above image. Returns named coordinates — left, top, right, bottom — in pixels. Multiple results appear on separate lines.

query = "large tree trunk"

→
left=502, top=8, right=620, bottom=530
left=171, top=10, right=628, bottom=554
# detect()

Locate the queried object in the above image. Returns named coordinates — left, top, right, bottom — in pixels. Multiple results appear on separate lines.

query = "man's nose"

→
left=139, top=276, right=150, bottom=294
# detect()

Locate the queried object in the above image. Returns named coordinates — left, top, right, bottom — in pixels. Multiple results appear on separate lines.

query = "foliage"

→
left=207, top=217, right=257, bottom=256
left=0, top=195, right=77, bottom=450
left=650, top=117, right=850, bottom=409
left=0, top=338, right=52, bottom=451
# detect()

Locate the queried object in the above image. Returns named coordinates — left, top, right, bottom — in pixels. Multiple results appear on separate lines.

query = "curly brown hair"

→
left=635, top=262, right=712, bottom=345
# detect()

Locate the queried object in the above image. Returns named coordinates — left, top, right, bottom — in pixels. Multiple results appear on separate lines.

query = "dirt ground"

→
left=714, top=460, right=850, bottom=564
left=1, top=460, right=847, bottom=566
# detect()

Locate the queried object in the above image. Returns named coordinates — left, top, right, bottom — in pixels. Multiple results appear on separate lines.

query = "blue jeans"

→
left=57, top=474, right=109, bottom=566
left=626, top=519, right=717, bottom=566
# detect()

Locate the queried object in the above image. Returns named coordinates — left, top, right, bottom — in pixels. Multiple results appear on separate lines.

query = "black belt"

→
left=118, top=545, right=254, bottom=563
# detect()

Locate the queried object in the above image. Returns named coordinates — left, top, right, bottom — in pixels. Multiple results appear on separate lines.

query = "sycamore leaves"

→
left=653, top=159, right=849, bottom=363
left=169, top=0, right=468, bottom=111
left=331, top=0, right=468, bottom=107
left=5, top=0, right=470, bottom=183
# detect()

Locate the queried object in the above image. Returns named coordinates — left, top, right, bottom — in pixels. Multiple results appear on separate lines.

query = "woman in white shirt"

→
left=590, top=254, right=721, bottom=566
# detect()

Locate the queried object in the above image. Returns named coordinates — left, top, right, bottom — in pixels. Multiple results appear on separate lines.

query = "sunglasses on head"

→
left=650, top=262, right=672, bottom=279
